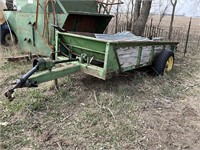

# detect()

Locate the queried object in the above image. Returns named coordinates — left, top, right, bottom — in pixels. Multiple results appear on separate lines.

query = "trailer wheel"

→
left=152, top=49, right=174, bottom=75
left=1, top=30, right=17, bottom=45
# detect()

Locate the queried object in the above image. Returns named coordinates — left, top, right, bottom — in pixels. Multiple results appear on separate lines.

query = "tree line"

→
left=114, top=0, right=200, bottom=40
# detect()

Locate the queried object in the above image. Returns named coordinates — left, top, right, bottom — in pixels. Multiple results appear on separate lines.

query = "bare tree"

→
left=168, top=0, right=177, bottom=40
left=193, top=0, right=200, bottom=16
left=125, top=0, right=131, bottom=30
left=129, top=0, right=134, bottom=31
left=115, top=0, right=120, bottom=33
left=157, top=0, right=170, bottom=28
left=131, top=0, right=152, bottom=36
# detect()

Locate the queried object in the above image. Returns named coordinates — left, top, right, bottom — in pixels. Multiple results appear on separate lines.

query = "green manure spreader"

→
left=3, top=0, right=178, bottom=100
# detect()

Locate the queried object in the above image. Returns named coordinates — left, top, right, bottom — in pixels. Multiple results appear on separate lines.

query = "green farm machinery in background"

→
left=3, top=0, right=178, bottom=100
left=3, top=0, right=115, bottom=55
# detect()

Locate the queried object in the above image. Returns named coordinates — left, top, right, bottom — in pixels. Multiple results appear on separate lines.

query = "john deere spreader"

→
left=3, top=0, right=178, bottom=100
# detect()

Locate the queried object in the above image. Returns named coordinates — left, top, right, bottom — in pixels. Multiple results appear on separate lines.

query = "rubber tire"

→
left=1, top=30, right=17, bottom=45
left=152, top=49, right=174, bottom=76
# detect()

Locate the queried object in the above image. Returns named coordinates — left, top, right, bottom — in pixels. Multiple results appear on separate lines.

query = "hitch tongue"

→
left=4, top=58, right=69, bottom=101
left=4, top=61, right=40, bottom=101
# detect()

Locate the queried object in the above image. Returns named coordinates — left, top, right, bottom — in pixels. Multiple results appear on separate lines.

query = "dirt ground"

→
left=137, top=57, right=200, bottom=150
left=0, top=45, right=200, bottom=149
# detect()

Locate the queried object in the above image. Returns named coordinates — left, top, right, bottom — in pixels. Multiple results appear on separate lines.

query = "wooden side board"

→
left=116, top=45, right=170, bottom=69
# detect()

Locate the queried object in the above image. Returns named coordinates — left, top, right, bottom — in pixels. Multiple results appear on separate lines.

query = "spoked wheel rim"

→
left=164, top=56, right=174, bottom=73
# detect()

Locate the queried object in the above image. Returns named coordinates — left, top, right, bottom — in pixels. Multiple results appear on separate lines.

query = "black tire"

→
left=152, top=49, right=174, bottom=76
left=1, top=30, right=17, bottom=45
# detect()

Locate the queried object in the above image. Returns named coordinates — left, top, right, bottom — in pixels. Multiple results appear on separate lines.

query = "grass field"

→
left=0, top=45, right=200, bottom=149
left=108, top=15, right=200, bottom=37
left=148, top=15, right=200, bottom=34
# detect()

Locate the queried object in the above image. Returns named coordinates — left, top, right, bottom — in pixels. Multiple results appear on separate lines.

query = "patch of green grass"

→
left=29, top=99, right=45, bottom=111
left=0, top=119, right=31, bottom=149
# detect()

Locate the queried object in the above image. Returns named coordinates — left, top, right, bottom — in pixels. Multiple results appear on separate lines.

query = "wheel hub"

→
left=5, top=33, right=15, bottom=45
left=165, top=56, right=174, bottom=73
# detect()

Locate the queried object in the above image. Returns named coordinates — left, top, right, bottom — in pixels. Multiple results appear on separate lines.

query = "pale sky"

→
left=175, top=0, right=200, bottom=17
left=2, top=0, right=200, bottom=17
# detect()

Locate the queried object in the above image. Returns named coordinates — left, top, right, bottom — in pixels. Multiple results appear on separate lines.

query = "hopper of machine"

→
left=3, top=0, right=113, bottom=56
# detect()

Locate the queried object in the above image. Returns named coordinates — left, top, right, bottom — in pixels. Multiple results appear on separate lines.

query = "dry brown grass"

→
left=0, top=43, right=200, bottom=149
left=148, top=15, right=200, bottom=34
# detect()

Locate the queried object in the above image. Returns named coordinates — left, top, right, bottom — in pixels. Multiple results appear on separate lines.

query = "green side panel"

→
left=6, top=12, right=51, bottom=55
left=57, top=32, right=121, bottom=79
left=5, top=10, right=67, bottom=56
left=16, top=0, right=98, bottom=13
left=103, top=43, right=120, bottom=75
left=59, top=33, right=107, bottom=61
left=49, top=0, right=98, bottom=13
left=16, top=0, right=45, bottom=13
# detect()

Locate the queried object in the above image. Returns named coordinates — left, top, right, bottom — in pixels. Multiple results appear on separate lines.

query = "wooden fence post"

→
left=149, top=18, right=153, bottom=37
left=184, top=17, right=192, bottom=56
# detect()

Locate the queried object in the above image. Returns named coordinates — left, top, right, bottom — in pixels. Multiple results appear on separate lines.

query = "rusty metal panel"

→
left=63, top=13, right=112, bottom=33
